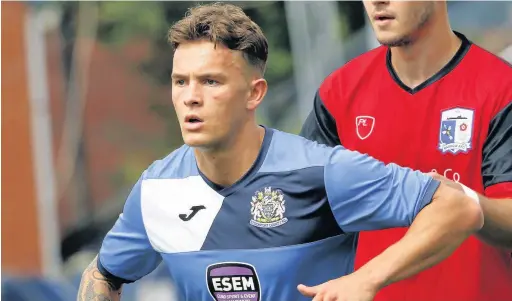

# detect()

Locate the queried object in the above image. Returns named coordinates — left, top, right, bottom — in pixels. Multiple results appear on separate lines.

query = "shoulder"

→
left=318, top=46, right=387, bottom=111
left=468, top=44, right=512, bottom=73
left=144, top=144, right=197, bottom=180
left=263, top=130, right=385, bottom=182
left=341, top=45, right=388, bottom=75
left=260, top=129, right=335, bottom=173
left=320, top=46, right=387, bottom=91
left=464, top=45, right=512, bottom=105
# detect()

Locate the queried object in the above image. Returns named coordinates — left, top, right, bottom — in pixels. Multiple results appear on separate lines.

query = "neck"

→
left=390, top=15, right=461, bottom=89
left=195, top=123, right=265, bottom=187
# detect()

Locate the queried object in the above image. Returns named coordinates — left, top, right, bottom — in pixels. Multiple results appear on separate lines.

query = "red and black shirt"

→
left=300, top=32, right=512, bottom=301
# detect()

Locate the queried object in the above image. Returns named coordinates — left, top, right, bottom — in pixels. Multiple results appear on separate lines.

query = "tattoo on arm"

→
left=77, top=256, right=122, bottom=301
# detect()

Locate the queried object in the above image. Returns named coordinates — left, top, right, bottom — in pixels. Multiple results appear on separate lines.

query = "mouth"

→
left=185, top=115, right=203, bottom=124
left=374, top=13, right=395, bottom=22
left=184, top=115, right=204, bottom=130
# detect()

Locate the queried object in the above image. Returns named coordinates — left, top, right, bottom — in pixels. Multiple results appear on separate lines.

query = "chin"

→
left=182, top=132, right=213, bottom=149
left=376, top=33, right=412, bottom=47
left=374, top=27, right=414, bottom=47
left=183, top=136, right=207, bottom=148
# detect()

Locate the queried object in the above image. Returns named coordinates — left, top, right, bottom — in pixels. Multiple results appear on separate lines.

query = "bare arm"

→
left=426, top=172, right=512, bottom=249
left=298, top=149, right=486, bottom=300
left=477, top=197, right=512, bottom=249
left=429, top=172, right=512, bottom=249
left=298, top=174, right=484, bottom=300
left=355, top=182, right=484, bottom=289
left=477, top=85, right=512, bottom=249
left=77, top=256, right=122, bottom=301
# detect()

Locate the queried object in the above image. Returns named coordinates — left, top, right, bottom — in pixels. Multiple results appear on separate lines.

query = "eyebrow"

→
left=171, top=72, right=227, bottom=80
left=170, top=73, right=186, bottom=79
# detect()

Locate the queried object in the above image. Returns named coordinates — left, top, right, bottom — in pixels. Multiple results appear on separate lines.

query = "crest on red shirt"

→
left=438, top=107, right=474, bottom=154
left=355, top=116, right=375, bottom=140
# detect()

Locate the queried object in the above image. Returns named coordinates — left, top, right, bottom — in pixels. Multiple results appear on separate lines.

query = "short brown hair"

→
left=168, top=2, right=268, bottom=74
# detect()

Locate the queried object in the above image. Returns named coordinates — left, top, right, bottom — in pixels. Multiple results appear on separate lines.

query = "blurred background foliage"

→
left=44, top=1, right=298, bottom=160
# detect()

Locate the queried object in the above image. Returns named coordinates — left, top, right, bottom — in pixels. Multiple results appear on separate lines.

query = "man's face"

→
left=171, top=40, right=253, bottom=150
left=363, top=1, right=435, bottom=47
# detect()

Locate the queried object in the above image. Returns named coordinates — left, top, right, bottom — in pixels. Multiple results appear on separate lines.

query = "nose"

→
left=369, top=0, right=389, bottom=8
left=182, top=82, right=203, bottom=107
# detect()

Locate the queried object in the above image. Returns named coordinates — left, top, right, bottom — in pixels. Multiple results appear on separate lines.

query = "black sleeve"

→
left=97, top=257, right=133, bottom=290
left=482, top=101, right=512, bottom=188
left=299, top=90, right=341, bottom=147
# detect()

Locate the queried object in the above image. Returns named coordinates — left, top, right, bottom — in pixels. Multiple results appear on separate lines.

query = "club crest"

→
left=438, top=107, right=474, bottom=154
left=250, top=187, right=288, bottom=228
left=355, top=116, right=375, bottom=140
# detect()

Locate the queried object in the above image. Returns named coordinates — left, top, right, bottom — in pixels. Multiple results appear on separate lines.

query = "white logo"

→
left=250, top=187, right=288, bottom=228
left=438, top=108, right=474, bottom=154
left=355, top=116, right=375, bottom=140
left=431, top=168, right=461, bottom=183
left=206, top=262, right=261, bottom=301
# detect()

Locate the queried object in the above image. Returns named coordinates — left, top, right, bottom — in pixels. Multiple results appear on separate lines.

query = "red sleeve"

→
left=482, top=86, right=512, bottom=198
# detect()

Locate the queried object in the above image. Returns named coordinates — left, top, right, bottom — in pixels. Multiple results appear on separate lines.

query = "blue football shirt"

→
left=98, top=127, right=440, bottom=301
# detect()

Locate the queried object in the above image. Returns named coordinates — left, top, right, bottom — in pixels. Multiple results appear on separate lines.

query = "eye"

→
left=205, top=79, right=219, bottom=86
left=174, top=79, right=185, bottom=86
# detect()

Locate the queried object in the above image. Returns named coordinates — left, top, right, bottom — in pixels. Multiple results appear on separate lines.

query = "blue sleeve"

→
left=324, top=146, right=440, bottom=233
left=97, top=170, right=161, bottom=283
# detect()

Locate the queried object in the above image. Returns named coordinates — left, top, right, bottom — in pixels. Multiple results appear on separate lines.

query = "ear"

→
left=246, top=78, right=267, bottom=111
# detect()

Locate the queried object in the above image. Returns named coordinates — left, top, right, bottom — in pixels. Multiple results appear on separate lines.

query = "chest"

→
left=141, top=172, right=342, bottom=255
left=334, top=80, right=491, bottom=189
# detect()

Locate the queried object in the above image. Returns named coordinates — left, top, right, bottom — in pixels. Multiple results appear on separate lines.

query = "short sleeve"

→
left=299, top=90, right=341, bottom=147
left=299, top=68, right=342, bottom=147
left=482, top=98, right=512, bottom=198
left=324, top=146, right=440, bottom=233
left=98, top=170, right=161, bottom=283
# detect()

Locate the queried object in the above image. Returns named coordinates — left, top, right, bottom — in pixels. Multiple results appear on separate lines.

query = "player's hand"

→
left=297, top=273, right=379, bottom=301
